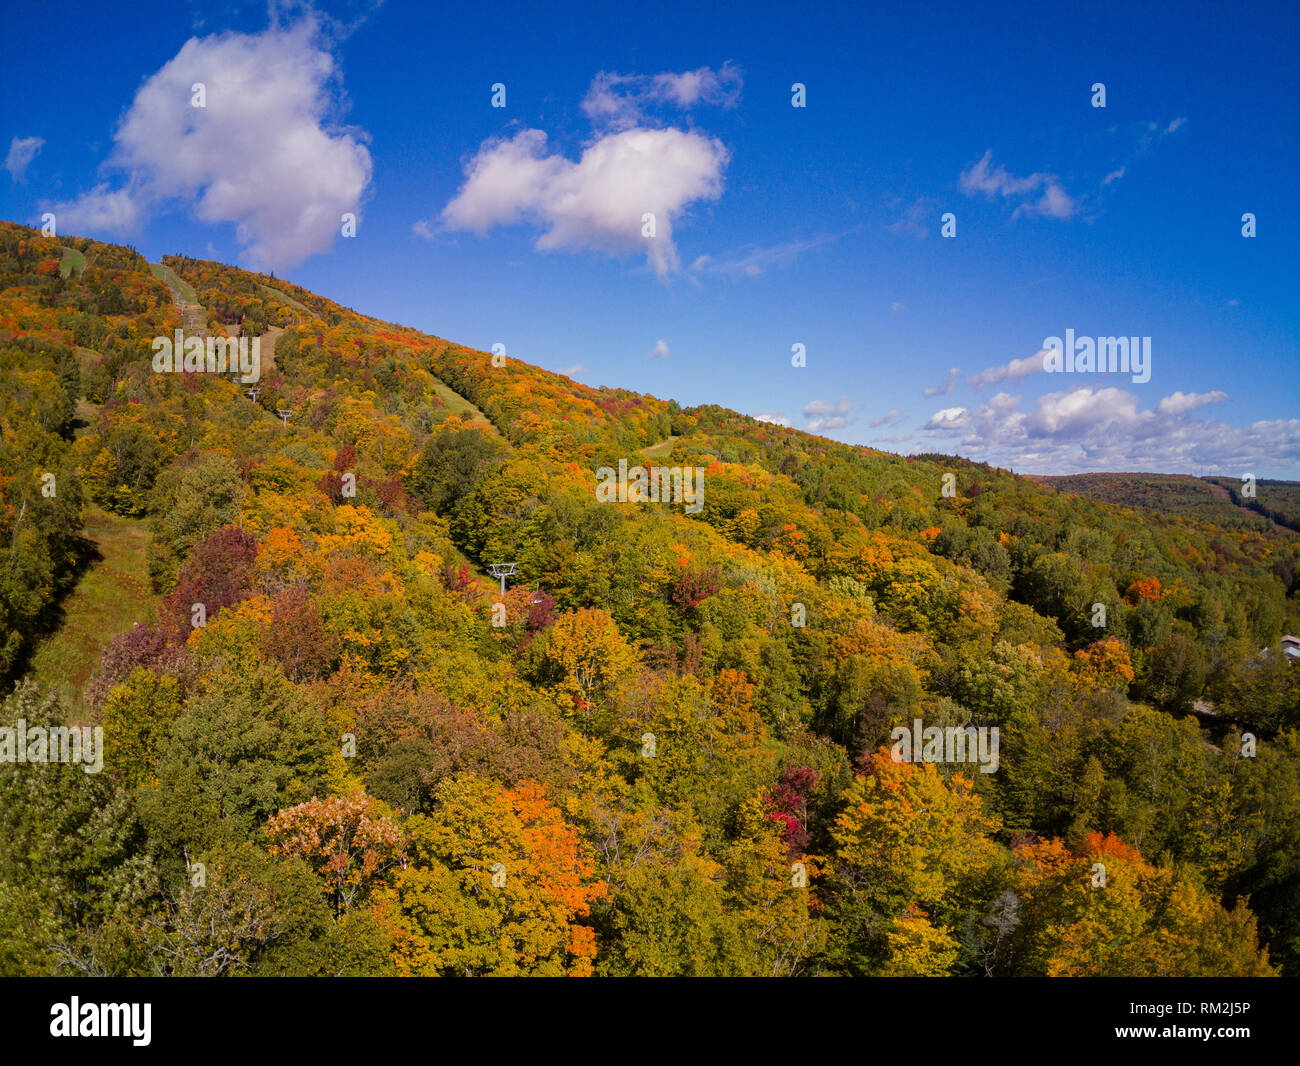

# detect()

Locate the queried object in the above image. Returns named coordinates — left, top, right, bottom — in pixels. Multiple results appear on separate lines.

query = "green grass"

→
left=26, top=505, right=161, bottom=713
left=148, top=261, right=197, bottom=302
left=260, top=282, right=312, bottom=315
left=430, top=376, right=497, bottom=432
left=639, top=435, right=678, bottom=459
left=58, top=247, right=86, bottom=279
left=73, top=397, right=99, bottom=431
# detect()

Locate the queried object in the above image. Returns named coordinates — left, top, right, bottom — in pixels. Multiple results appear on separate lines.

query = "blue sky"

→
left=2, top=0, right=1297, bottom=475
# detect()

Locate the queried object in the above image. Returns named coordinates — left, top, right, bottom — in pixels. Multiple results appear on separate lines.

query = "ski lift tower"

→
left=486, top=562, right=518, bottom=597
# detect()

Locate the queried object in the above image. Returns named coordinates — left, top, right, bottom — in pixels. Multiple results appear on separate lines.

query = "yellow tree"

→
left=1010, top=832, right=1273, bottom=976
left=100, top=668, right=183, bottom=790
left=374, top=774, right=605, bottom=976
left=542, top=608, right=636, bottom=728
left=1072, top=636, right=1135, bottom=692
left=824, top=751, right=1000, bottom=975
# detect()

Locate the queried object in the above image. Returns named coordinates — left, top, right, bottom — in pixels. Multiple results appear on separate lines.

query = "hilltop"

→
left=0, top=219, right=1297, bottom=978
left=1032, top=472, right=1300, bottom=534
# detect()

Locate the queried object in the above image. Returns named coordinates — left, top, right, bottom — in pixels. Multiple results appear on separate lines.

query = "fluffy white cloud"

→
left=50, top=183, right=143, bottom=231
left=922, top=385, right=1299, bottom=475
left=753, top=410, right=792, bottom=427
left=1025, top=386, right=1139, bottom=437
left=959, top=150, right=1076, bottom=220
left=869, top=409, right=901, bottom=428
left=925, top=406, right=969, bottom=430
left=1156, top=390, right=1228, bottom=416
left=436, top=66, right=738, bottom=279
left=4, top=136, right=44, bottom=182
left=969, top=348, right=1050, bottom=389
left=804, top=396, right=852, bottom=433
left=923, top=367, right=960, bottom=397
left=649, top=338, right=670, bottom=360
left=582, top=64, right=742, bottom=129
left=807, top=416, right=849, bottom=432
left=1018, top=182, right=1075, bottom=220
left=440, top=126, right=728, bottom=278
left=49, top=18, right=371, bottom=269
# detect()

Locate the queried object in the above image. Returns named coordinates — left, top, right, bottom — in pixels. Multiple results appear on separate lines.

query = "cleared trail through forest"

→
left=149, top=261, right=207, bottom=337
left=25, top=504, right=160, bottom=714
left=25, top=392, right=163, bottom=712
left=1204, top=479, right=1293, bottom=534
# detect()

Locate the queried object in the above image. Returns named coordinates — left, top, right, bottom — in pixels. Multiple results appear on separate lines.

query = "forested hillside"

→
left=2, top=219, right=1297, bottom=977
left=1037, top=472, right=1300, bottom=535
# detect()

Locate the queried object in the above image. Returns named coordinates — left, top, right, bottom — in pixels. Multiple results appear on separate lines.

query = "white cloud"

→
left=869, top=409, right=901, bottom=428
left=753, top=410, right=792, bottom=427
left=1026, top=386, right=1139, bottom=436
left=582, top=64, right=742, bottom=129
left=960, top=152, right=1042, bottom=198
left=1016, top=182, right=1076, bottom=220
left=888, top=197, right=933, bottom=239
left=923, top=367, right=960, bottom=397
left=558, top=363, right=586, bottom=376
left=439, top=126, right=728, bottom=278
left=50, top=183, right=143, bottom=231
left=1137, top=116, right=1189, bottom=153
left=969, top=348, right=1050, bottom=389
left=804, top=395, right=852, bottom=433
left=1093, top=119, right=1187, bottom=203
left=689, top=230, right=844, bottom=280
left=925, top=406, right=969, bottom=430
left=806, top=416, right=848, bottom=432
left=959, top=150, right=1076, bottom=220
left=48, top=18, right=371, bottom=269
left=649, top=338, right=670, bottom=360
left=1156, top=390, right=1228, bottom=416
left=804, top=397, right=851, bottom=417
left=5, top=136, right=44, bottom=182
left=921, top=384, right=1298, bottom=475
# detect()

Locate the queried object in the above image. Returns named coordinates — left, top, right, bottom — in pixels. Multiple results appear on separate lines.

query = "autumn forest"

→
left=1, top=220, right=1298, bottom=979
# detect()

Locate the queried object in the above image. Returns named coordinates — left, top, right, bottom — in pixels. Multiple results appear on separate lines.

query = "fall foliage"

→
left=0, top=221, right=1294, bottom=978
